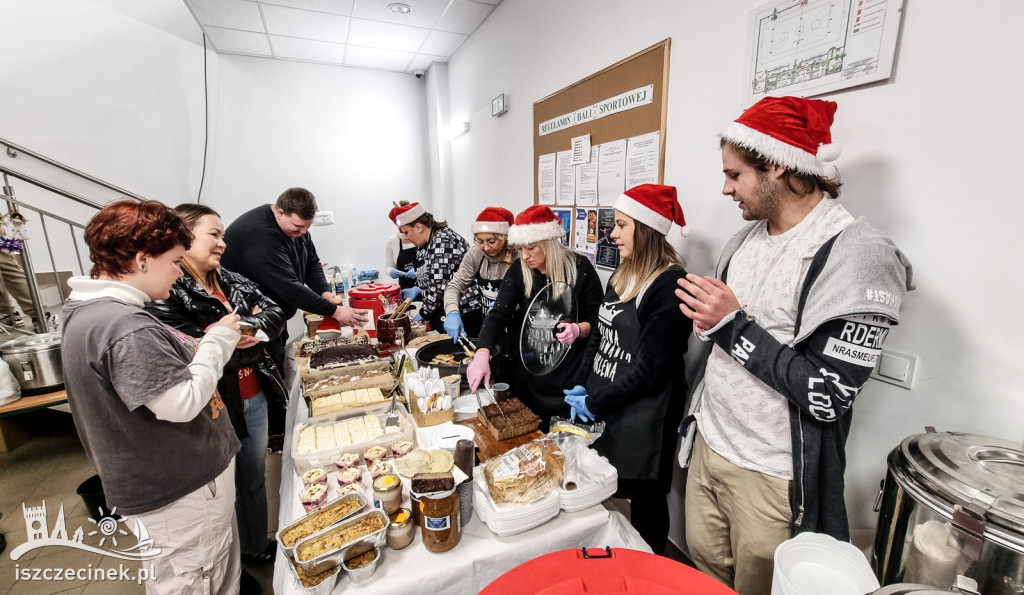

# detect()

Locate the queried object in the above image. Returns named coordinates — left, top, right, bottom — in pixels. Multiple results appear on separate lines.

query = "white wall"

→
left=443, top=0, right=1024, bottom=550
left=202, top=55, right=431, bottom=273
left=0, top=0, right=431, bottom=293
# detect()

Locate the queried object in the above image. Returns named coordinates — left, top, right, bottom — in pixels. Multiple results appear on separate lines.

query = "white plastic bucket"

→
left=772, top=532, right=880, bottom=595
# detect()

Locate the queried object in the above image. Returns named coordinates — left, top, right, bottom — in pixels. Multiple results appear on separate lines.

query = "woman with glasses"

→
left=390, top=202, right=484, bottom=335
left=441, top=207, right=516, bottom=340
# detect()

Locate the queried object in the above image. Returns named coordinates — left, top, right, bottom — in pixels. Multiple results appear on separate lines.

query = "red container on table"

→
left=348, top=283, right=401, bottom=337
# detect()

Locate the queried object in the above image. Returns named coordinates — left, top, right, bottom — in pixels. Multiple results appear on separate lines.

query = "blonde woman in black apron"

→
left=442, top=207, right=516, bottom=340
left=566, top=184, right=692, bottom=554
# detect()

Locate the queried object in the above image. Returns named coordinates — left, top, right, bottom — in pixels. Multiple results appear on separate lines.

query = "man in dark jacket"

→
left=675, top=96, right=913, bottom=595
left=221, top=187, right=368, bottom=374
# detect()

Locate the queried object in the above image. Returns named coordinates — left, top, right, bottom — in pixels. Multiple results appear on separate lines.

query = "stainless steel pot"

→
left=873, top=431, right=1024, bottom=594
left=0, top=332, right=64, bottom=393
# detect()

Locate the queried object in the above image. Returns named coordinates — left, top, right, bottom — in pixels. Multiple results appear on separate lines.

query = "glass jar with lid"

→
left=420, top=488, right=461, bottom=553
left=386, top=507, right=415, bottom=550
left=372, top=473, right=402, bottom=515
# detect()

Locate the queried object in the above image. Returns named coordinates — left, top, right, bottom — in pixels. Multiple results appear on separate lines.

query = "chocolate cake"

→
left=479, top=397, right=541, bottom=440
left=309, top=343, right=379, bottom=370
left=298, top=334, right=368, bottom=358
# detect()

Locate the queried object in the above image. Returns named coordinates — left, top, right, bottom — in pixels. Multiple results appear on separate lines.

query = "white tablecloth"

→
left=273, top=363, right=650, bottom=594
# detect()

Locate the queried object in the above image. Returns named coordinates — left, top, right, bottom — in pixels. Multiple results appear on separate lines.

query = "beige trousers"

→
left=135, top=460, right=241, bottom=595
left=0, top=251, right=37, bottom=320
left=685, top=432, right=792, bottom=595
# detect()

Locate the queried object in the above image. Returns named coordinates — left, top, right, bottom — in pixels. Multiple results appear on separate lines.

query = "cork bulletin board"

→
left=532, top=39, right=670, bottom=269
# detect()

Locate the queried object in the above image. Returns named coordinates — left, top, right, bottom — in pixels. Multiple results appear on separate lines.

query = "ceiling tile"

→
left=348, top=18, right=429, bottom=52
left=259, top=0, right=354, bottom=16
left=270, top=35, right=347, bottom=63
left=352, top=0, right=447, bottom=29
left=204, top=26, right=273, bottom=55
left=186, top=0, right=265, bottom=32
left=434, top=0, right=493, bottom=34
left=419, top=29, right=466, bottom=57
left=407, top=53, right=446, bottom=72
left=344, top=45, right=415, bottom=71
left=262, top=5, right=350, bottom=43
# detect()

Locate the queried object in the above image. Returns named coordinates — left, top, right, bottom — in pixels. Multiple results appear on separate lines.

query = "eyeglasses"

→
left=474, top=238, right=502, bottom=248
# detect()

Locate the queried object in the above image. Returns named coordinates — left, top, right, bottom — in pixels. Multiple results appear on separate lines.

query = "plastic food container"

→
left=294, top=509, right=390, bottom=575
left=277, top=492, right=367, bottom=563
left=292, top=403, right=414, bottom=476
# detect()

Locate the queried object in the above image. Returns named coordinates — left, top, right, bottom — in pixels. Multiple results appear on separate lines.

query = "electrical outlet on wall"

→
left=870, top=349, right=917, bottom=389
left=313, top=211, right=334, bottom=226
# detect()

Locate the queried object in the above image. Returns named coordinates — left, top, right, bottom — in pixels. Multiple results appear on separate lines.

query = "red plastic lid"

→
left=480, top=548, right=737, bottom=595
left=348, top=283, right=401, bottom=298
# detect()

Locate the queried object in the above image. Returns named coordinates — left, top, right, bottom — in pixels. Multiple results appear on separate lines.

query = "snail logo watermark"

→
left=9, top=500, right=162, bottom=562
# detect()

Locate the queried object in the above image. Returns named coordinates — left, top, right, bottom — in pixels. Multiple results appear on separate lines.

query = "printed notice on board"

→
left=575, top=146, right=599, bottom=206
left=597, top=139, right=627, bottom=205
left=552, top=208, right=572, bottom=248
left=555, top=150, right=575, bottom=206
left=571, top=135, right=592, bottom=165
left=595, top=208, right=620, bottom=270
left=574, top=208, right=598, bottom=255
left=538, top=153, right=556, bottom=205
left=626, top=131, right=660, bottom=188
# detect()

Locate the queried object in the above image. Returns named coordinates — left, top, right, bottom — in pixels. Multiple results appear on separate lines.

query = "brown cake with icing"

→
left=309, top=344, right=379, bottom=370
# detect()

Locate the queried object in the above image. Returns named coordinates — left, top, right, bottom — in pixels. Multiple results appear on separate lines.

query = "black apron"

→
left=584, top=286, right=672, bottom=481
left=395, top=237, right=418, bottom=291
left=475, top=259, right=503, bottom=311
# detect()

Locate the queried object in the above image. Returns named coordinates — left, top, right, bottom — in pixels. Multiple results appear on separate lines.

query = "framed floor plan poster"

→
left=744, top=0, right=904, bottom=102
left=594, top=208, right=620, bottom=270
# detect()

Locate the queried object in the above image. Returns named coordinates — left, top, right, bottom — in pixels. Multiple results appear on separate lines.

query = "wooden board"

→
left=0, top=389, right=67, bottom=417
left=455, top=417, right=543, bottom=463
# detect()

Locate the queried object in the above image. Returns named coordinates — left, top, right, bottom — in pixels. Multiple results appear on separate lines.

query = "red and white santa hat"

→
left=720, top=96, right=841, bottom=176
left=390, top=202, right=427, bottom=227
left=472, top=206, right=514, bottom=235
left=614, top=184, right=689, bottom=237
left=507, top=205, right=565, bottom=245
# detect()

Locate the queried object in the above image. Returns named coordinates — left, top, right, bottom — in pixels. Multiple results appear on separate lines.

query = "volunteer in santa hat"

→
left=442, top=206, right=516, bottom=341
left=391, top=202, right=484, bottom=333
left=562, top=184, right=691, bottom=554
left=675, top=96, right=913, bottom=593
left=467, top=204, right=603, bottom=429
left=384, top=201, right=422, bottom=294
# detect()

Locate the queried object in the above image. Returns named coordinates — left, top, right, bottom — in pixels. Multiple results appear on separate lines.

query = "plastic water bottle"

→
left=350, top=264, right=359, bottom=286
left=340, top=267, right=351, bottom=294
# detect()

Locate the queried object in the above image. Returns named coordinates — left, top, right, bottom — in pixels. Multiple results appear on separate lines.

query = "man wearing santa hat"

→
left=675, top=96, right=914, bottom=594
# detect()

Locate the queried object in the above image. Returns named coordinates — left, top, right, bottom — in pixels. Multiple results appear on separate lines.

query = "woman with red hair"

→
left=62, top=200, right=243, bottom=594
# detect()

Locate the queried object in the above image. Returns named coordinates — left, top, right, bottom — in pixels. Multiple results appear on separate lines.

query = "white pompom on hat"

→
left=507, top=205, right=565, bottom=245
left=472, top=207, right=514, bottom=235
left=613, top=184, right=689, bottom=237
left=720, top=96, right=841, bottom=176
left=391, top=202, right=427, bottom=227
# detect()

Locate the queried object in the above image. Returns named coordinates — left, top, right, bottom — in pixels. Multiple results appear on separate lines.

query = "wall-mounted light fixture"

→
left=444, top=121, right=470, bottom=140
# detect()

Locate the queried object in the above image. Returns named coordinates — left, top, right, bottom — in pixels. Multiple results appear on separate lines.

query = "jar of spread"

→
left=420, top=488, right=460, bottom=553
left=372, top=474, right=402, bottom=515
left=386, top=508, right=414, bottom=550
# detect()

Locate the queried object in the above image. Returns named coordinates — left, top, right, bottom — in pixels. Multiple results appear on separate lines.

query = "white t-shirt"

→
left=696, top=198, right=854, bottom=479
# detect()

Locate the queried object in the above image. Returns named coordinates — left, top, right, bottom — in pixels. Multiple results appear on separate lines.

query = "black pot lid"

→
left=0, top=331, right=62, bottom=355
left=519, top=282, right=575, bottom=376
left=896, top=432, right=1024, bottom=536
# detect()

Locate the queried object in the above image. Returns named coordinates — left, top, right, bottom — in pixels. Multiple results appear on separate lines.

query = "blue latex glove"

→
left=412, top=313, right=423, bottom=322
left=388, top=269, right=403, bottom=279
left=404, top=269, right=417, bottom=280
left=443, top=312, right=464, bottom=341
left=563, top=386, right=594, bottom=422
left=401, top=286, right=421, bottom=300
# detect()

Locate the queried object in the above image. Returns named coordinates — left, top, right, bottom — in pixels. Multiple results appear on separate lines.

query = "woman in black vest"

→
left=385, top=201, right=422, bottom=295
left=565, top=185, right=692, bottom=554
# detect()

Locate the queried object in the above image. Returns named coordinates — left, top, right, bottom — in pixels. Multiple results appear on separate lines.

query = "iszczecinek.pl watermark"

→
left=10, top=500, right=162, bottom=584
left=14, top=563, right=156, bottom=584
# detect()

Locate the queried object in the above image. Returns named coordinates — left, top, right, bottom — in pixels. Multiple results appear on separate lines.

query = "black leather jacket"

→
left=146, top=268, right=288, bottom=439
